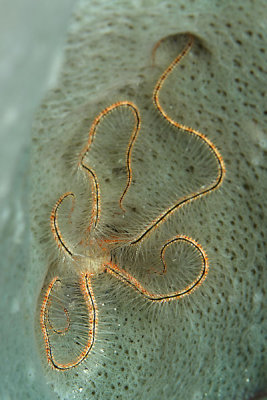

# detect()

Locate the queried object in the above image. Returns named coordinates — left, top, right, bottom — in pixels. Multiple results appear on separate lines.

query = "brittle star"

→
left=40, top=33, right=226, bottom=370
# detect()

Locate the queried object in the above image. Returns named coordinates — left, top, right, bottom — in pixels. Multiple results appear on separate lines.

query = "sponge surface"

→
left=31, top=1, right=266, bottom=399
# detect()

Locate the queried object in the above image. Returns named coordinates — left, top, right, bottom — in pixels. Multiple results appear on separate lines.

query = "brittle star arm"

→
left=78, top=101, right=141, bottom=229
left=153, top=33, right=225, bottom=187
left=106, top=235, right=208, bottom=302
left=40, top=273, right=97, bottom=370
left=50, top=192, right=75, bottom=257
left=118, top=103, right=141, bottom=211
left=46, top=301, right=70, bottom=335
left=129, top=33, right=226, bottom=246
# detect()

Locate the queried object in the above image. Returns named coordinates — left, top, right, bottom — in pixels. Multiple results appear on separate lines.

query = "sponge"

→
left=31, top=1, right=266, bottom=399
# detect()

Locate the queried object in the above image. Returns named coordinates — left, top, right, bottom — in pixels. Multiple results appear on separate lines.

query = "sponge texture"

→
left=31, top=1, right=266, bottom=399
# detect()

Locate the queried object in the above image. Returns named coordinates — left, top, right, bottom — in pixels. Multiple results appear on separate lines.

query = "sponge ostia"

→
left=31, top=1, right=266, bottom=399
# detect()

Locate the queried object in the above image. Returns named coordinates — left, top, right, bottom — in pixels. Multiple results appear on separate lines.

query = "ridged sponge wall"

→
left=31, top=1, right=266, bottom=399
